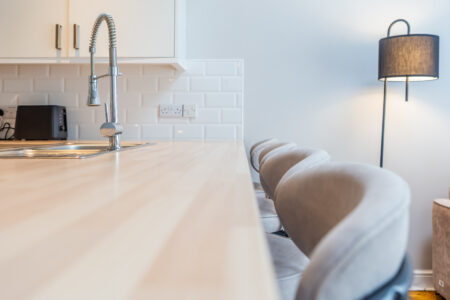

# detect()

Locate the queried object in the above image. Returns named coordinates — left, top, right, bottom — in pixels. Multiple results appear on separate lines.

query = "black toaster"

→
left=14, top=105, right=68, bottom=140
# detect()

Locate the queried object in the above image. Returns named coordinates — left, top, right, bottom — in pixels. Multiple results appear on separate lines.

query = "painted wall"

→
left=186, top=0, right=450, bottom=270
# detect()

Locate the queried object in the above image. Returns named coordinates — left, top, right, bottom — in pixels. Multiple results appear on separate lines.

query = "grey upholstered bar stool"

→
left=249, top=139, right=292, bottom=200
left=258, top=146, right=330, bottom=233
left=268, top=162, right=411, bottom=300
left=250, top=138, right=278, bottom=173
left=259, top=147, right=330, bottom=200
left=249, top=138, right=278, bottom=191
left=257, top=141, right=292, bottom=171
left=254, top=141, right=293, bottom=194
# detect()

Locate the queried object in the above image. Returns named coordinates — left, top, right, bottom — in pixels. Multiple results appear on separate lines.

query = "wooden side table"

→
left=433, top=198, right=450, bottom=299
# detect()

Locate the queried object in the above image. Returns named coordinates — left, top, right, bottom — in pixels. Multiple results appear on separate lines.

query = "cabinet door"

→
left=69, top=0, right=175, bottom=58
left=0, top=0, right=67, bottom=58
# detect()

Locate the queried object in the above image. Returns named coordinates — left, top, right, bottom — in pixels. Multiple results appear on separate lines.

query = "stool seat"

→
left=266, top=233, right=309, bottom=300
left=253, top=182, right=263, bottom=191
left=257, top=195, right=282, bottom=233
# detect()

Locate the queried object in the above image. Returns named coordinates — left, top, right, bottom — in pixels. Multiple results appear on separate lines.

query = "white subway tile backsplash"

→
left=127, top=107, right=158, bottom=123
left=35, top=79, right=64, bottom=92
left=18, top=93, right=48, bottom=105
left=205, top=125, right=236, bottom=140
left=0, top=65, right=18, bottom=78
left=143, top=65, right=175, bottom=76
left=78, top=93, right=88, bottom=107
left=173, top=93, right=204, bottom=106
left=79, top=124, right=102, bottom=140
left=80, top=64, right=108, bottom=77
left=206, top=62, right=237, bottom=76
left=0, top=94, right=18, bottom=105
left=127, top=77, right=158, bottom=92
left=142, top=92, right=172, bottom=106
left=67, top=124, right=78, bottom=140
left=142, top=124, right=173, bottom=139
left=191, top=109, right=221, bottom=124
left=174, top=125, right=203, bottom=139
left=222, top=108, right=242, bottom=124
left=236, top=93, right=243, bottom=107
left=222, top=77, right=243, bottom=91
left=158, top=117, right=189, bottom=124
left=19, top=65, right=49, bottom=78
left=96, top=77, right=126, bottom=94
left=117, top=93, right=141, bottom=108
left=120, top=65, right=143, bottom=76
left=0, top=60, right=243, bottom=141
left=205, top=93, right=235, bottom=107
left=67, top=109, right=95, bottom=124
left=4, top=79, right=33, bottom=92
left=190, top=77, right=220, bottom=92
left=122, top=124, right=141, bottom=140
left=236, top=61, right=243, bottom=76
left=93, top=108, right=104, bottom=124
left=65, top=78, right=85, bottom=93
left=181, top=62, right=205, bottom=76
left=236, top=125, right=243, bottom=140
left=50, top=65, right=80, bottom=78
left=49, top=93, right=78, bottom=108
left=159, top=77, right=189, bottom=91
left=94, top=108, right=126, bottom=124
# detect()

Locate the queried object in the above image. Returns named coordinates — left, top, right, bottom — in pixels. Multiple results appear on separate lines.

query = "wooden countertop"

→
left=0, top=141, right=278, bottom=300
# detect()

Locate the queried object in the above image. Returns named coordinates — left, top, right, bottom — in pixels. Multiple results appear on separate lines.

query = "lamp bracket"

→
left=386, top=19, right=411, bottom=102
left=387, top=19, right=411, bottom=37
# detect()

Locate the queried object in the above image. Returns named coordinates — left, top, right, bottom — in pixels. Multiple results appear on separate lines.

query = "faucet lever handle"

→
left=104, top=103, right=110, bottom=123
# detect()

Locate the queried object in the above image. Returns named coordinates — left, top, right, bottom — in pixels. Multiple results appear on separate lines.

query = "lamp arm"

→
left=387, top=19, right=411, bottom=37
left=387, top=19, right=411, bottom=101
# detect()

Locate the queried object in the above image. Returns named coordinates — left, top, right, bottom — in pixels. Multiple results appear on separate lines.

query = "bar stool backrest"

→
left=259, top=146, right=330, bottom=200
left=275, top=162, right=411, bottom=300
left=249, top=138, right=278, bottom=172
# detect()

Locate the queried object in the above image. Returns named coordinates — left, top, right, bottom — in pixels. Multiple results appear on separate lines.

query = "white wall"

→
left=0, top=60, right=244, bottom=141
left=186, top=0, right=450, bottom=270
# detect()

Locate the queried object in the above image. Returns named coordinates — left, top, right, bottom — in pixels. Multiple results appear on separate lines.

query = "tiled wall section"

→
left=0, top=60, right=244, bottom=141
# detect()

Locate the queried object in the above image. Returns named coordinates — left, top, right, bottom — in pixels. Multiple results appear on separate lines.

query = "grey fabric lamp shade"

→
left=377, top=19, right=439, bottom=168
left=378, top=34, right=439, bottom=81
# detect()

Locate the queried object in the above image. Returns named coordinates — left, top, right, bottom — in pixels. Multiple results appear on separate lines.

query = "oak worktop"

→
left=0, top=141, right=278, bottom=300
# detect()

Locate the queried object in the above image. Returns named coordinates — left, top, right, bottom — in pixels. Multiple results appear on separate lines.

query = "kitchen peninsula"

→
left=0, top=141, right=278, bottom=300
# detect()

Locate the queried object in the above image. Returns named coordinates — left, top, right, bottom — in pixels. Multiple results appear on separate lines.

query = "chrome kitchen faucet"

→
left=87, top=13, right=122, bottom=150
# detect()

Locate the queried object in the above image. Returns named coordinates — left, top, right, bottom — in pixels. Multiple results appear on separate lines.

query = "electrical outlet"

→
left=0, top=106, right=17, bottom=120
left=183, top=104, right=196, bottom=118
left=0, top=106, right=16, bottom=139
left=159, top=104, right=183, bottom=118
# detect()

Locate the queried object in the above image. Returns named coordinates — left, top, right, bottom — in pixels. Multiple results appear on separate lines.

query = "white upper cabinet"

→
left=0, top=0, right=184, bottom=64
left=69, top=0, right=175, bottom=58
left=0, top=0, right=67, bottom=58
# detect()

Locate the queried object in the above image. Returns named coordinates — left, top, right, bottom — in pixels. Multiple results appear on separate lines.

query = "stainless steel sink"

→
left=0, top=142, right=64, bottom=149
left=0, top=142, right=152, bottom=159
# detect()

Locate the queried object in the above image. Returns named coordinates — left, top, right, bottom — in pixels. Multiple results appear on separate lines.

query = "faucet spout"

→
left=87, top=13, right=121, bottom=150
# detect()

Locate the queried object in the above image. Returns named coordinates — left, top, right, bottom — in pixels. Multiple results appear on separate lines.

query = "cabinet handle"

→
left=73, top=24, right=80, bottom=50
left=55, top=24, right=62, bottom=50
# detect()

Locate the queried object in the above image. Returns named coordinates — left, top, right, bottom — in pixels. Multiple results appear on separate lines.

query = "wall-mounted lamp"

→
left=378, top=19, right=439, bottom=167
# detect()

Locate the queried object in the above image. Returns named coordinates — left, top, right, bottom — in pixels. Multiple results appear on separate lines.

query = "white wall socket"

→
left=0, top=106, right=17, bottom=139
left=159, top=104, right=183, bottom=118
left=0, top=106, right=17, bottom=120
left=159, top=104, right=197, bottom=119
left=183, top=104, right=196, bottom=118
